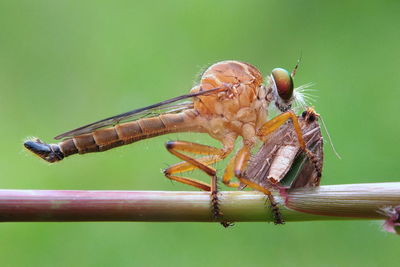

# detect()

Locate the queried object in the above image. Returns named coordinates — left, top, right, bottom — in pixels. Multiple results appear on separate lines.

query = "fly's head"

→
left=270, top=67, right=295, bottom=112
left=269, top=59, right=306, bottom=112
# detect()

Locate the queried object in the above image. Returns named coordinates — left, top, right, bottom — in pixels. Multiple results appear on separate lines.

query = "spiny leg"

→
left=163, top=155, right=222, bottom=191
left=254, top=111, right=310, bottom=224
left=210, top=170, right=232, bottom=228
left=222, top=156, right=240, bottom=188
left=163, top=140, right=233, bottom=226
left=223, top=145, right=284, bottom=224
left=259, top=110, right=322, bottom=184
left=163, top=141, right=228, bottom=189
left=253, top=110, right=323, bottom=223
left=258, top=110, right=306, bottom=149
left=304, top=148, right=323, bottom=181
left=258, top=110, right=322, bottom=177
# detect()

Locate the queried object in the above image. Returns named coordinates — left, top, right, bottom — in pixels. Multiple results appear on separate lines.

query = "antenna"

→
left=319, top=115, right=341, bottom=159
left=291, top=53, right=302, bottom=78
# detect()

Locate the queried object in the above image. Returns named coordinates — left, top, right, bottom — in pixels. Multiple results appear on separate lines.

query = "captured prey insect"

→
left=24, top=60, right=310, bottom=224
left=241, top=107, right=323, bottom=224
left=244, top=107, right=323, bottom=189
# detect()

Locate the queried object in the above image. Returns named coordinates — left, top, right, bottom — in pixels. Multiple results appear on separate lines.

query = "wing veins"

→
left=54, top=87, right=224, bottom=140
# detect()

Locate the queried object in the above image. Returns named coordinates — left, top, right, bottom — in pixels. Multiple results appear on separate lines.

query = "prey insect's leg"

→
left=224, top=145, right=284, bottom=224
left=163, top=140, right=233, bottom=226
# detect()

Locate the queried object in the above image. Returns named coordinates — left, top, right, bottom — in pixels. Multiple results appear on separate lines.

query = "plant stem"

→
left=0, top=182, right=399, bottom=222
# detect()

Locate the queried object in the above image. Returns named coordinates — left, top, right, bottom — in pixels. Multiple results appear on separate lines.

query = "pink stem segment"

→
left=0, top=182, right=399, bottom=222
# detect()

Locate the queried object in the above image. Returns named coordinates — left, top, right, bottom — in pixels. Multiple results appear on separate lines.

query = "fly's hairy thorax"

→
left=190, top=60, right=270, bottom=141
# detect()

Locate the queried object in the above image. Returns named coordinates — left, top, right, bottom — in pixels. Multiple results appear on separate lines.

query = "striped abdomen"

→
left=24, top=111, right=201, bottom=163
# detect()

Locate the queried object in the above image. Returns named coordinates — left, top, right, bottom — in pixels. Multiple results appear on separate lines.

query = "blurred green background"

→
left=1, top=0, right=399, bottom=266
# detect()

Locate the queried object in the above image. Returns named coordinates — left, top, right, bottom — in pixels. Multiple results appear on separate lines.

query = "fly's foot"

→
left=211, top=184, right=234, bottom=228
left=267, top=194, right=285, bottom=225
left=220, top=221, right=235, bottom=228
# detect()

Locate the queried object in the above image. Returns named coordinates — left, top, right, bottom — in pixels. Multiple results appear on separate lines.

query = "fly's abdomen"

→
left=25, top=111, right=200, bottom=162
left=24, top=139, right=64, bottom=163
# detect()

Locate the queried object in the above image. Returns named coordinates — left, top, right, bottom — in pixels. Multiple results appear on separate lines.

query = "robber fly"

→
left=24, top=60, right=309, bottom=223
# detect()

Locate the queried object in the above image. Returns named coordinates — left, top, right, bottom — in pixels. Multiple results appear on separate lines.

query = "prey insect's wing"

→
left=54, top=87, right=225, bottom=140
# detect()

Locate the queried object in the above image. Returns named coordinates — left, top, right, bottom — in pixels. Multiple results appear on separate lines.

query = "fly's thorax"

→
left=192, top=60, right=263, bottom=116
left=191, top=98, right=267, bottom=143
left=200, top=60, right=263, bottom=91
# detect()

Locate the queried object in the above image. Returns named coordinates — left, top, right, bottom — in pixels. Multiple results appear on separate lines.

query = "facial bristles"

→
left=292, top=82, right=316, bottom=111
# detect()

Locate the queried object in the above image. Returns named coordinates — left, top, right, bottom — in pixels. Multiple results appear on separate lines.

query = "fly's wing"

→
left=54, top=87, right=225, bottom=140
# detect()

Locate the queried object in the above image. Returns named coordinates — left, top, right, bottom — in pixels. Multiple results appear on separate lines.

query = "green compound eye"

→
left=272, top=68, right=294, bottom=101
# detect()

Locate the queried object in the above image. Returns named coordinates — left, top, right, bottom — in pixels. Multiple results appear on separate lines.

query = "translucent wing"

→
left=54, top=87, right=224, bottom=140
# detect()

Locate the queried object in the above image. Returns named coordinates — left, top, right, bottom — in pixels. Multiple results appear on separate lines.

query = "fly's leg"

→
left=163, top=141, right=227, bottom=190
left=253, top=111, right=308, bottom=224
left=304, top=149, right=323, bottom=180
left=163, top=140, right=233, bottom=227
left=252, top=110, right=321, bottom=224
left=259, top=110, right=322, bottom=181
left=258, top=110, right=305, bottom=148
left=223, top=145, right=284, bottom=224
left=222, top=156, right=240, bottom=188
